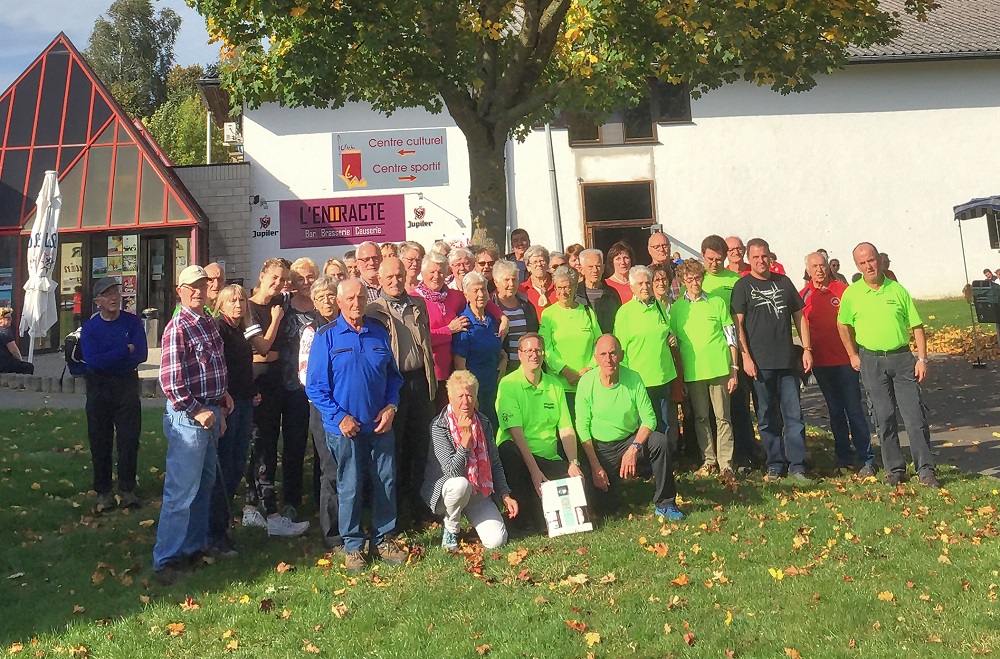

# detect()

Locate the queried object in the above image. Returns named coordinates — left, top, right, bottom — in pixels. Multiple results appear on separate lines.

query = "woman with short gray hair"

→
left=492, top=260, right=539, bottom=374
left=447, top=247, right=474, bottom=291
left=453, top=271, right=506, bottom=430
left=416, top=251, right=471, bottom=406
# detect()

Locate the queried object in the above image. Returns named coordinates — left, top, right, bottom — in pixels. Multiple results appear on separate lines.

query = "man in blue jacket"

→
left=306, top=278, right=407, bottom=573
left=80, top=277, right=148, bottom=510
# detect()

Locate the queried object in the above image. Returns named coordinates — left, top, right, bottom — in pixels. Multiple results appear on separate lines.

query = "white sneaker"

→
left=267, top=516, right=310, bottom=537
left=242, top=508, right=267, bottom=528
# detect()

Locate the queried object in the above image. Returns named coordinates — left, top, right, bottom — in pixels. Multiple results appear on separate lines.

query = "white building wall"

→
left=245, top=58, right=1000, bottom=298
left=513, top=58, right=1000, bottom=297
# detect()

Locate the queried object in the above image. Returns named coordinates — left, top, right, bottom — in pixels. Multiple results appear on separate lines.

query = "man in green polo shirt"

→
left=495, top=333, right=607, bottom=531
left=837, top=242, right=937, bottom=489
left=576, top=335, right=683, bottom=520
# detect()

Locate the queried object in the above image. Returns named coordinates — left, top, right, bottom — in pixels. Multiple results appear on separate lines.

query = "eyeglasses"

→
left=727, top=247, right=745, bottom=253
left=649, top=244, right=670, bottom=251
left=357, top=256, right=380, bottom=263
left=477, top=260, right=495, bottom=267
left=518, top=348, right=543, bottom=355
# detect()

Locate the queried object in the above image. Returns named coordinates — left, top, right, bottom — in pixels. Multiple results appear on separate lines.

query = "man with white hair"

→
left=574, top=248, right=620, bottom=334
left=801, top=252, right=874, bottom=476
left=306, top=278, right=408, bottom=572
left=355, top=241, right=383, bottom=302
left=366, top=258, right=437, bottom=521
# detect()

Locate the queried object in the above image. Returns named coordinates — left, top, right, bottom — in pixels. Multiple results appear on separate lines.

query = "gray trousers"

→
left=859, top=348, right=934, bottom=476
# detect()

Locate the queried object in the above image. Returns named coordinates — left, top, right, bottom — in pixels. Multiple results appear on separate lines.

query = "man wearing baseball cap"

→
left=80, top=276, right=148, bottom=511
left=153, top=265, right=234, bottom=585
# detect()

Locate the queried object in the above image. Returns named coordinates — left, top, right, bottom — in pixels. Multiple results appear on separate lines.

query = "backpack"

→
left=62, top=328, right=87, bottom=377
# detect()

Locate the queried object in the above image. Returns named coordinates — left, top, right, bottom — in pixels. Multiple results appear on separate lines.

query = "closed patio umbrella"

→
left=19, top=170, right=61, bottom=363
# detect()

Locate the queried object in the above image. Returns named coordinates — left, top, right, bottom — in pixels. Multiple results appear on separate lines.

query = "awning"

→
left=954, top=196, right=1000, bottom=221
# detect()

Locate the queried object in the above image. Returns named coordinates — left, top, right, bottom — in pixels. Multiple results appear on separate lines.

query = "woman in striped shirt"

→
left=491, top=260, right=539, bottom=375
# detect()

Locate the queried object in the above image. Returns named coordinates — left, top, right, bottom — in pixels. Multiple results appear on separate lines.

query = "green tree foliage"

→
left=85, top=0, right=181, bottom=118
left=144, top=65, right=227, bottom=166
left=194, top=0, right=938, bottom=247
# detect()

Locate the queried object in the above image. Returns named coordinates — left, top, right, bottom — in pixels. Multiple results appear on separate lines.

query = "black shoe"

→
left=153, top=562, right=185, bottom=586
left=886, top=471, right=908, bottom=486
left=857, top=464, right=877, bottom=479
left=119, top=491, right=142, bottom=509
left=918, top=472, right=941, bottom=489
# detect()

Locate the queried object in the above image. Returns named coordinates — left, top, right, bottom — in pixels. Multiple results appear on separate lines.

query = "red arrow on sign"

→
left=398, top=175, right=417, bottom=182
left=397, top=149, right=416, bottom=156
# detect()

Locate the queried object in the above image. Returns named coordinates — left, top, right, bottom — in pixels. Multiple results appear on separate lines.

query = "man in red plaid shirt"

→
left=153, top=265, right=234, bottom=585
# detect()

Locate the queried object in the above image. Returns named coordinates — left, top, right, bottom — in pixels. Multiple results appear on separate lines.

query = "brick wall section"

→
left=173, top=163, right=253, bottom=285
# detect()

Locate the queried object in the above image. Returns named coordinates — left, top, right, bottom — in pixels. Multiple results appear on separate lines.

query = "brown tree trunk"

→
left=461, top=122, right=509, bottom=251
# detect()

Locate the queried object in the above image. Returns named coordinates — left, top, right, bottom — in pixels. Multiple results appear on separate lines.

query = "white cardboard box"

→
left=541, top=476, right=593, bottom=537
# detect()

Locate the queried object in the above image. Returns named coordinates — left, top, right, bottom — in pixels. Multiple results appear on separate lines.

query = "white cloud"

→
left=0, top=0, right=218, bottom=91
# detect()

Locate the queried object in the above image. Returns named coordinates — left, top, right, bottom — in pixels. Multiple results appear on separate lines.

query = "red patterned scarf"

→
left=446, top=406, right=493, bottom=497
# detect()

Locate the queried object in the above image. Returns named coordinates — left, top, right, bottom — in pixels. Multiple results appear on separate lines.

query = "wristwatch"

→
left=387, top=404, right=398, bottom=412
left=917, top=358, right=929, bottom=364
left=571, top=459, right=582, bottom=467
left=631, top=441, right=643, bottom=451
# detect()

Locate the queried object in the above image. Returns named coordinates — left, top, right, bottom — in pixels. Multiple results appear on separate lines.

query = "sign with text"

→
left=333, top=128, right=449, bottom=191
left=279, top=195, right=406, bottom=248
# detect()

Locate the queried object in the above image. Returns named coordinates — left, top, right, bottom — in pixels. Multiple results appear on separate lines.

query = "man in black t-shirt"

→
left=731, top=238, right=814, bottom=483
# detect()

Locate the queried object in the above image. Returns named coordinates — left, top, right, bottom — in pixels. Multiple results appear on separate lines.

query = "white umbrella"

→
left=19, top=170, right=61, bottom=363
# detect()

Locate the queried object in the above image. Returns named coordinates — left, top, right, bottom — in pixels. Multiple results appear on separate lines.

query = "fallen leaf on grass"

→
left=138, top=519, right=155, bottom=528
left=72, top=605, right=85, bottom=614
left=534, top=596, right=549, bottom=604
left=302, top=641, right=320, bottom=654
left=224, top=639, right=239, bottom=651
left=599, top=573, right=616, bottom=585
left=333, top=588, right=346, bottom=596
left=331, top=602, right=348, bottom=618
left=507, top=547, right=528, bottom=566
left=179, top=597, right=200, bottom=611
left=670, top=573, right=690, bottom=587
left=259, top=598, right=274, bottom=612
left=663, top=623, right=672, bottom=634
left=316, top=558, right=331, bottom=567
left=877, top=591, right=895, bottom=602
left=281, top=609, right=292, bottom=620
left=683, top=632, right=696, bottom=646
left=275, top=562, right=294, bottom=574
left=68, top=646, right=88, bottom=658
left=938, top=555, right=952, bottom=565
left=8, top=643, right=23, bottom=654
left=585, top=631, right=601, bottom=647
left=768, top=568, right=784, bottom=581
left=166, top=622, right=184, bottom=637
left=784, top=648, right=802, bottom=659
left=724, top=610, right=733, bottom=626
left=565, top=619, right=587, bottom=632
left=565, top=573, right=588, bottom=585
left=476, top=644, right=491, bottom=655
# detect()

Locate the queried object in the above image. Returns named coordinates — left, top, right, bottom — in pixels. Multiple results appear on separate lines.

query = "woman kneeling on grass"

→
left=422, top=370, right=519, bottom=551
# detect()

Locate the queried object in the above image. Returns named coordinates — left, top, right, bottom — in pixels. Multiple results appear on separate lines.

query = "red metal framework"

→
left=0, top=33, right=207, bottom=234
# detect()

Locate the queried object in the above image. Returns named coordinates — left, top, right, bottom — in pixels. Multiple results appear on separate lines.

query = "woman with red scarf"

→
left=421, top=370, right=519, bottom=550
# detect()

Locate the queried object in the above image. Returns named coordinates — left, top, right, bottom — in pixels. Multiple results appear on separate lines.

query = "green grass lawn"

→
left=2, top=408, right=1000, bottom=658
left=915, top=297, right=977, bottom=331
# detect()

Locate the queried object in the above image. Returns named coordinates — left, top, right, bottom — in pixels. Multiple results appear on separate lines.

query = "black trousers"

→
left=589, top=431, right=676, bottom=514
left=392, top=370, right=435, bottom=518
left=248, top=374, right=311, bottom=514
left=0, top=358, right=33, bottom=374
left=310, top=404, right=343, bottom=549
left=84, top=370, right=140, bottom=494
left=498, top=441, right=570, bottom=531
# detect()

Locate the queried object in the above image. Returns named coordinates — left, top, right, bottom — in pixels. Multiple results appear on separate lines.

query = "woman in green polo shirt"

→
left=614, top=265, right=680, bottom=437
left=539, top=266, right=602, bottom=416
left=669, top=260, right=739, bottom=477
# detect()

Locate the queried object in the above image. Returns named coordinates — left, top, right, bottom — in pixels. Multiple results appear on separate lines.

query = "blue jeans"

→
left=208, top=399, right=254, bottom=545
left=646, top=382, right=673, bottom=437
left=326, top=430, right=397, bottom=554
left=812, top=365, right=874, bottom=468
left=153, top=405, right=220, bottom=571
left=752, top=369, right=807, bottom=474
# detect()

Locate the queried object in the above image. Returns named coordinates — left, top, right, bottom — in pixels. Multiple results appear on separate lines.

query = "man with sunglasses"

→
left=80, top=276, right=148, bottom=511
left=153, top=265, right=234, bottom=585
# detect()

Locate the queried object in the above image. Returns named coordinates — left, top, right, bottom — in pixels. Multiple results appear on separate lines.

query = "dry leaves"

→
left=166, top=622, right=185, bottom=637
left=670, top=573, right=690, bottom=587
left=585, top=631, right=601, bottom=647
left=275, top=562, right=294, bottom=574
left=179, top=597, right=200, bottom=611
left=565, top=619, right=588, bottom=632
left=331, top=602, right=348, bottom=618
left=475, top=644, right=491, bottom=655
left=784, top=648, right=802, bottom=659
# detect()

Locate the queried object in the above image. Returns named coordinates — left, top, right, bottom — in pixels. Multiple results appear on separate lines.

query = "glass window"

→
left=6, top=65, right=41, bottom=148
left=582, top=182, right=654, bottom=223
left=35, top=52, right=70, bottom=146
left=116, top=121, right=130, bottom=143
left=166, top=192, right=189, bottom=223
left=81, top=146, right=113, bottom=228
left=138, top=157, right=165, bottom=225
left=655, top=81, right=691, bottom=123
left=25, top=147, right=58, bottom=210
left=57, top=156, right=85, bottom=229
left=62, top=64, right=92, bottom=145
left=58, top=145, right=84, bottom=173
left=0, top=149, right=29, bottom=227
left=90, top=95, right=112, bottom=141
left=111, top=145, right=139, bottom=226
left=0, top=96, right=10, bottom=137
left=94, top=120, right=115, bottom=144
left=624, top=95, right=655, bottom=142
left=566, top=112, right=600, bottom=145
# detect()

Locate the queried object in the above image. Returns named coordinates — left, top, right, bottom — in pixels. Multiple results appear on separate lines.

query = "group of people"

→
left=61, top=226, right=938, bottom=584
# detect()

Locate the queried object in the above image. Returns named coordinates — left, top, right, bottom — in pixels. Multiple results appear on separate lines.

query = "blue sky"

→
left=0, top=0, right=217, bottom=92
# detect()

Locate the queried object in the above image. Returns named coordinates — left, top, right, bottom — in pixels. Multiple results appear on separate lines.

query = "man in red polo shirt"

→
left=800, top=252, right=874, bottom=476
